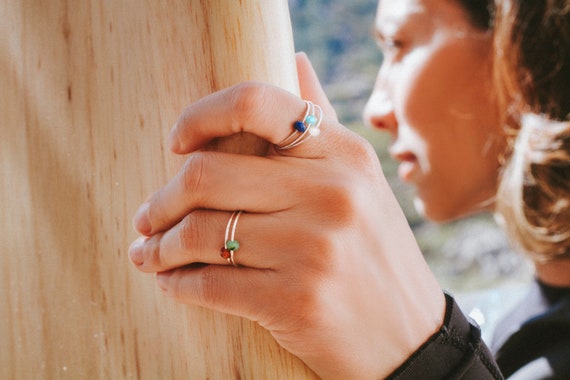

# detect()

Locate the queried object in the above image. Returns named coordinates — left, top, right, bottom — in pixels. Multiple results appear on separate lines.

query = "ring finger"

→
left=129, top=209, right=302, bottom=272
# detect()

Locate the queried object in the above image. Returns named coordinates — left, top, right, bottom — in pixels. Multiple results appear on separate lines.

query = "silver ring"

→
left=220, top=210, right=242, bottom=266
left=276, top=100, right=323, bottom=150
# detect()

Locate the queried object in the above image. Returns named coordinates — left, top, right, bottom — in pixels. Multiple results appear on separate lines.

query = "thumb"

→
left=296, top=52, right=338, bottom=120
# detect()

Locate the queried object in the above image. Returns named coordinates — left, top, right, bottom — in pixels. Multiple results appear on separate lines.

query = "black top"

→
left=388, top=293, right=503, bottom=380
left=491, top=280, right=570, bottom=378
left=388, top=281, right=570, bottom=379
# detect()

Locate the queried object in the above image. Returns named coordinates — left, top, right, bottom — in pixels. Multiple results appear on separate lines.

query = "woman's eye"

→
left=378, top=37, right=405, bottom=58
left=384, top=38, right=404, bottom=51
left=374, top=29, right=407, bottom=57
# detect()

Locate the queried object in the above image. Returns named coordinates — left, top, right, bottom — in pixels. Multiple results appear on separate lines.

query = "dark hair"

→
left=454, top=0, right=496, bottom=30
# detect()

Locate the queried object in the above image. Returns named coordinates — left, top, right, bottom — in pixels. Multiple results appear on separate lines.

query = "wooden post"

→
left=0, top=1, right=317, bottom=378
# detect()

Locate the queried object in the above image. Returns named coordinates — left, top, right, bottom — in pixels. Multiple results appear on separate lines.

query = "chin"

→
left=413, top=197, right=476, bottom=224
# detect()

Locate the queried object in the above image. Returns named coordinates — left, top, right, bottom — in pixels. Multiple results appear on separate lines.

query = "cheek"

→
left=393, top=48, right=451, bottom=130
left=424, top=127, right=500, bottom=188
left=396, top=43, right=496, bottom=135
left=420, top=141, right=501, bottom=220
left=414, top=127, right=503, bottom=220
left=397, top=44, right=503, bottom=169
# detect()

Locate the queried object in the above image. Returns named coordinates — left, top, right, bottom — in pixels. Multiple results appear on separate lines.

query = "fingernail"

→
left=129, top=237, right=145, bottom=266
left=133, top=203, right=152, bottom=235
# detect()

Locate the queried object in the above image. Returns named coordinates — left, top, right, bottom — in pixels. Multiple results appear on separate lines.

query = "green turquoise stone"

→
left=226, top=240, right=240, bottom=251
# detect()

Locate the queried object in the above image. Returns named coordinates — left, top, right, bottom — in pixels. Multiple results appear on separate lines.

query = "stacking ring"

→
left=220, top=210, right=243, bottom=267
left=276, top=100, right=323, bottom=150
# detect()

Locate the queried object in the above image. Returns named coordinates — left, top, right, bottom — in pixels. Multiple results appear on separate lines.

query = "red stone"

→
left=220, top=248, right=231, bottom=259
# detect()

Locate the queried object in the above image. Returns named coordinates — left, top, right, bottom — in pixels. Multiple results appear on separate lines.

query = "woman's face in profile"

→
left=364, top=0, right=507, bottom=222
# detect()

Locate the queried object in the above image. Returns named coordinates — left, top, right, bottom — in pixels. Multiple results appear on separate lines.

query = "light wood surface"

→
left=0, top=1, right=316, bottom=378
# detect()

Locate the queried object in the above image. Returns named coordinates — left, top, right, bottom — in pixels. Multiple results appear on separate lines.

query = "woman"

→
left=364, top=0, right=504, bottom=222
left=129, top=0, right=569, bottom=378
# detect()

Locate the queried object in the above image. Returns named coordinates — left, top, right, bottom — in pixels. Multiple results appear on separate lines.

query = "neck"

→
left=535, top=259, right=570, bottom=287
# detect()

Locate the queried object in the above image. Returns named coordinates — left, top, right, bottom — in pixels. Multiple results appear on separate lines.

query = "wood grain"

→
left=0, top=1, right=316, bottom=378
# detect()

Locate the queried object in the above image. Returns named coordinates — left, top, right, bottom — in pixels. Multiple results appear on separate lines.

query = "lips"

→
left=389, top=148, right=418, bottom=183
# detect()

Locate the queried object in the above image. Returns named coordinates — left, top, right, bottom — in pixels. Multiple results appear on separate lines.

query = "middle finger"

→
left=133, top=152, right=316, bottom=236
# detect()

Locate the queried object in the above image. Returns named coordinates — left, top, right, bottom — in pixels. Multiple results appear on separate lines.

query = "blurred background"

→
left=287, top=0, right=533, bottom=306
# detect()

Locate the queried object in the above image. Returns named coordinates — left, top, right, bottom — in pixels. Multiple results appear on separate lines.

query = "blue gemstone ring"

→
left=277, top=100, right=323, bottom=150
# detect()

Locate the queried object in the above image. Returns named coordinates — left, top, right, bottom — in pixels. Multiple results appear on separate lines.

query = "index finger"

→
left=168, top=82, right=332, bottom=156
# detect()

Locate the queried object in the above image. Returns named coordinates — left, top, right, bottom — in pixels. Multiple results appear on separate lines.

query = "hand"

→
left=128, top=53, right=445, bottom=379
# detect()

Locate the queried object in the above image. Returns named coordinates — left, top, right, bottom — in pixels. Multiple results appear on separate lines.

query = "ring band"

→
left=220, top=210, right=243, bottom=266
left=276, top=100, right=323, bottom=150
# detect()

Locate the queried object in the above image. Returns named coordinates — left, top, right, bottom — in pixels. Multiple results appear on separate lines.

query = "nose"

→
left=363, top=78, right=398, bottom=134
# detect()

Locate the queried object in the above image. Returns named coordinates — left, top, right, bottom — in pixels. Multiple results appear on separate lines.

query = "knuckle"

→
left=330, top=129, right=381, bottom=172
left=178, top=211, right=210, bottom=257
left=165, top=267, right=224, bottom=308
left=276, top=271, right=330, bottom=326
left=316, top=180, right=361, bottom=224
left=287, top=229, right=337, bottom=274
left=142, top=234, right=164, bottom=268
left=180, top=153, right=207, bottom=195
left=346, top=134, right=379, bottom=168
left=178, top=214, right=198, bottom=254
left=146, top=194, right=168, bottom=230
left=229, top=82, right=268, bottom=131
left=306, top=138, right=383, bottom=225
left=194, top=268, right=223, bottom=307
left=167, top=276, right=188, bottom=302
left=306, top=231, right=337, bottom=258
